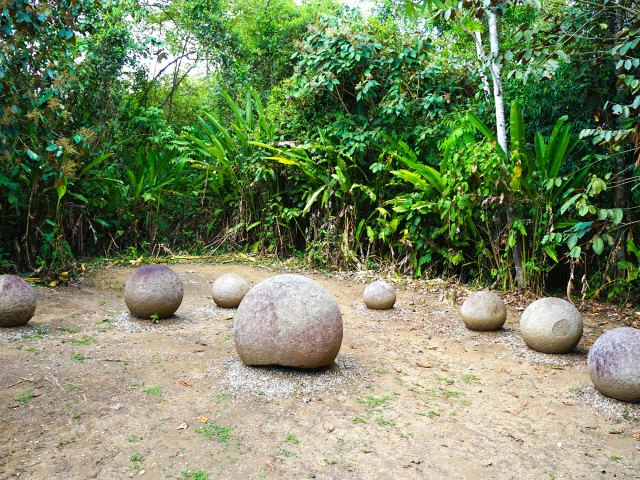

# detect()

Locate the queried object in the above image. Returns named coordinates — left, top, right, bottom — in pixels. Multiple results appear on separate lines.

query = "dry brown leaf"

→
left=197, top=415, right=208, bottom=423
left=416, top=362, right=432, bottom=368
left=179, top=381, right=192, bottom=388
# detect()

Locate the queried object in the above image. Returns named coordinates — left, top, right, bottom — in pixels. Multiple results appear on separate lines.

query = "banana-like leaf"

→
left=394, top=155, right=445, bottom=193
left=303, top=185, right=326, bottom=214
left=467, top=112, right=506, bottom=157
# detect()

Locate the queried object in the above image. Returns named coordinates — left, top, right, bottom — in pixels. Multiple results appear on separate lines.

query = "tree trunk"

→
left=487, top=9, right=525, bottom=287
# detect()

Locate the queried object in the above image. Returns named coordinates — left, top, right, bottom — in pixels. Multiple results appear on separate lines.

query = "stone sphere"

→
left=363, top=280, right=396, bottom=310
left=588, top=327, right=640, bottom=403
left=520, top=297, right=583, bottom=353
left=460, top=290, right=506, bottom=331
left=212, top=273, right=250, bottom=308
left=0, top=275, right=37, bottom=327
left=233, top=274, right=343, bottom=369
left=124, top=265, right=183, bottom=319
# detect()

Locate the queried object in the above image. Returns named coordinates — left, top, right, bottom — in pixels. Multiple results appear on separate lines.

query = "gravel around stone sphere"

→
left=573, top=384, right=640, bottom=420
left=0, top=275, right=37, bottom=328
left=363, top=280, right=396, bottom=310
left=211, top=273, right=250, bottom=308
left=124, top=264, right=184, bottom=319
left=460, top=290, right=506, bottom=331
left=220, top=355, right=366, bottom=400
left=520, top=297, right=583, bottom=354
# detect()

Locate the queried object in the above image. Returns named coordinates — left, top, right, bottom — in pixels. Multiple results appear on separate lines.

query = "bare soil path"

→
left=1, top=262, right=639, bottom=480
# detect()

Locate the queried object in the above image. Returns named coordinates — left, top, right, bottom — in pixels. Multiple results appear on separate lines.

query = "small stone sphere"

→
left=460, top=290, right=506, bottom=331
left=0, top=275, right=37, bottom=327
left=212, top=273, right=250, bottom=308
left=233, top=274, right=343, bottom=369
left=520, top=297, right=583, bottom=354
left=363, top=280, right=396, bottom=310
left=588, top=327, right=640, bottom=403
left=124, top=265, right=183, bottom=319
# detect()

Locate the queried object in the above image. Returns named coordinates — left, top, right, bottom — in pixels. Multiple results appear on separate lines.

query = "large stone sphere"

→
left=0, top=275, right=37, bottom=327
left=460, top=290, right=506, bottom=331
left=363, top=280, right=396, bottom=310
left=212, top=273, right=250, bottom=308
left=520, top=297, right=583, bottom=353
left=124, top=265, right=183, bottom=319
left=233, top=274, right=343, bottom=369
left=588, top=327, right=640, bottom=403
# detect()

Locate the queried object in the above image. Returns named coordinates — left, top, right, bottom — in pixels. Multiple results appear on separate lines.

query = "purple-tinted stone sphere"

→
left=588, top=327, right=640, bottom=403
left=0, top=275, right=37, bottom=327
left=124, top=265, right=183, bottom=319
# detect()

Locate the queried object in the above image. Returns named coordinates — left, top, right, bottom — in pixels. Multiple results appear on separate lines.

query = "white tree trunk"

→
left=487, top=10, right=508, bottom=157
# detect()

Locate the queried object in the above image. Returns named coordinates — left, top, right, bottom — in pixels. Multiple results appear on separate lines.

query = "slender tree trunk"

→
left=487, top=9, right=525, bottom=287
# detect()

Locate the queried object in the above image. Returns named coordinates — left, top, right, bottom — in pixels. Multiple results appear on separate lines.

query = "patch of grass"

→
left=371, top=366, right=388, bottom=374
left=195, top=424, right=233, bottom=443
left=212, top=392, right=228, bottom=402
left=127, top=435, right=142, bottom=443
left=181, top=471, right=210, bottom=480
left=69, top=335, right=95, bottom=345
left=284, top=433, right=300, bottom=445
left=324, top=458, right=337, bottom=465
left=143, top=386, right=162, bottom=395
left=150, top=313, right=160, bottom=324
left=71, top=354, right=87, bottom=361
left=436, top=376, right=455, bottom=385
left=280, top=449, right=296, bottom=458
left=59, top=326, right=81, bottom=334
left=376, top=416, right=396, bottom=427
left=24, top=346, right=37, bottom=352
left=621, top=407, right=640, bottom=421
left=15, top=390, right=33, bottom=404
left=610, top=454, right=622, bottom=462
left=427, top=411, right=440, bottom=418
left=352, top=416, right=367, bottom=424
left=56, top=436, right=77, bottom=448
left=22, top=326, right=49, bottom=339
left=441, top=390, right=463, bottom=399
left=129, top=453, right=144, bottom=462
left=461, top=374, right=480, bottom=383
left=96, top=318, right=113, bottom=325
left=357, top=395, right=393, bottom=408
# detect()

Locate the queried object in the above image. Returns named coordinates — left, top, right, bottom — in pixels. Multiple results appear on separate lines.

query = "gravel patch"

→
left=421, top=308, right=587, bottom=367
left=219, top=355, right=367, bottom=400
left=112, top=311, right=196, bottom=332
left=350, top=301, right=412, bottom=320
left=0, top=324, right=49, bottom=341
left=573, top=384, right=640, bottom=422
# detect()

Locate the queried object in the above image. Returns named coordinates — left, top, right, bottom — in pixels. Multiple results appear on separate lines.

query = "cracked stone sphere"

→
left=212, top=273, right=250, bottom=308
left=520, top=297, right=583, bottom=354
left=363, top=280, right=396, bottom=310
left=233, top=274, right=343, bottom=369
left=124, top=265, right=183, bottom=319
left=460, top=290, right=506, bottom=331
left=0, top=275, right=37, bottom=327
left=588, top=327, right=640, bottom=403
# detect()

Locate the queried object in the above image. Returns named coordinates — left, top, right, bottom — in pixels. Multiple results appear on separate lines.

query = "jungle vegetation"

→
left=1, top=0, right=638, bottom=299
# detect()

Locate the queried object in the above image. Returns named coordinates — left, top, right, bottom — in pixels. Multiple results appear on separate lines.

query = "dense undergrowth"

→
left=1, top=0, right=638, bottom=301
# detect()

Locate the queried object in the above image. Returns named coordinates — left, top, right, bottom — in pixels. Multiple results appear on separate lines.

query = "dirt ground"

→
left=1, top=261, right=639, bottom=480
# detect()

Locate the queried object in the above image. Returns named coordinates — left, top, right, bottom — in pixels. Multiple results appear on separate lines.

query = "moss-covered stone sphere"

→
left=0, top=275, right=37, bottom=327
left=124, top=265, right=183, bottom=319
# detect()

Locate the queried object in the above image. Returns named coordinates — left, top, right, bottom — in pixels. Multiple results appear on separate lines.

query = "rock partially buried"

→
left=363, top=280, right=396, bottom=310
left=233, top=274, right=343, bottom=369
left=212, top=273, right=250, bottom=308
left=460, top=290, right=506, bottom=331
left=588, top=327, right=640, bottom=403
left=0, top=275, right=37, bottom=327
left=124, top=265, right=183, bottom=319
left=520, top=297, right=583, bottom=354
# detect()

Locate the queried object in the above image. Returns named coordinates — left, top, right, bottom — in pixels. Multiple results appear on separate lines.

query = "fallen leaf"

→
left=562, top=401, right=575, bottom=406
left=197, top=415, right=208, bottom=423
left=416, top=362, right=432, bottom=368
left=179, top=381, right=192, bottom=388
left=192, top=349, right=206, bottom=353
left=609, top=429, right=624, bottom=435
left=508, top=391, right=519, bottom=398
left=176, top=423, right=188, bottom=430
